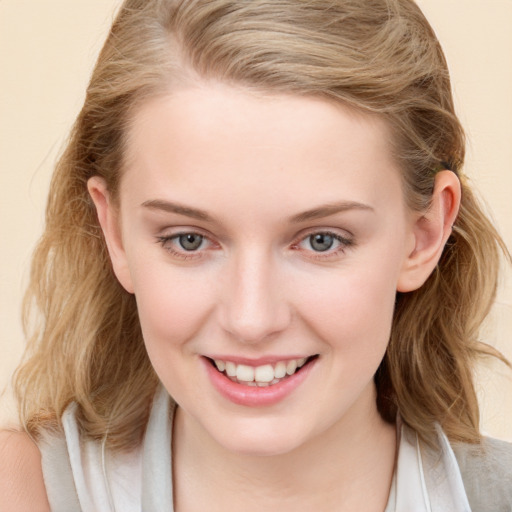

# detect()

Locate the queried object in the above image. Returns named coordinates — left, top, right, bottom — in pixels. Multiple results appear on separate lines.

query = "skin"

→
left=0, top=431, right=50, bottom=511
left=0, top=83, right=460, bottom=511
left=89, top=83, right=460, bottom=511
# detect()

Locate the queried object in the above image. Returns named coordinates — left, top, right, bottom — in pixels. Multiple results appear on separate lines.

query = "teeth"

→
left=286, top=359, right=297, bottom=376
left=225, top=361, right=237, bottom=377
left=236, top=364, right=255, bottom=382
left=212, top=356, right=311, bottom=386
left=274, top=361, right=287, bottom=379
left=254, top=364, right=274, bottom=383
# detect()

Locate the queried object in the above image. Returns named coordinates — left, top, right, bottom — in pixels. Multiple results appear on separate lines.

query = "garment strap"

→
left=385, top=421, right=472, bottom=512
left=421, top=424, right=472, bottom=512
left=39, top=419, right=82, bottom=512
left=141, top=386, right=175, bottom=511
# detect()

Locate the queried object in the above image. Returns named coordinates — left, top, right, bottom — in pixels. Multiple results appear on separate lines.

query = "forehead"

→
left=121, top=85, right=403, bottom=216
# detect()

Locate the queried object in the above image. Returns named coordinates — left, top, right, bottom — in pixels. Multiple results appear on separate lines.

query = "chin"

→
left=223, top=434, right=303, bottom=458
left=208, top=417, right=313, bottom=457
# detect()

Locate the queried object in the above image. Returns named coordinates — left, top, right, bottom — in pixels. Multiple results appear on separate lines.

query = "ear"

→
left=397, top=170, right=461, bottom=292
left=88, top=177, right=134, bottom=293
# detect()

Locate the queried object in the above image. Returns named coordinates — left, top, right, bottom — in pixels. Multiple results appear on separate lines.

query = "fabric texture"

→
left=38, top=388, right=512, bottom=511
left=453, top=437, right=512, bottom=512
left=39, top=428, right=81, bottom=511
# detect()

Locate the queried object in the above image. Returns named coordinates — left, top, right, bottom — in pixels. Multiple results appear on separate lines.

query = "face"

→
left=99, top=84, right=419, bottom=456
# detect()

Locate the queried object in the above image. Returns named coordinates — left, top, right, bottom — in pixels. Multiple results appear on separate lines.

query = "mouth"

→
left=205, top=355, right=319, bottom=387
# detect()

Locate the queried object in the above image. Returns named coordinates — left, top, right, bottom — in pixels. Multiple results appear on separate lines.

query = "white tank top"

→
left=39, top=387, right=476, bottom=511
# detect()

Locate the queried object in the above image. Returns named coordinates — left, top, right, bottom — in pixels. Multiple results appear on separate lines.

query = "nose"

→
left=218, top=245, right=291, bottom=344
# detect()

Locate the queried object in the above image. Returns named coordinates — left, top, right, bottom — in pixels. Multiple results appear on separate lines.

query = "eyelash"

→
left=291, top=231, right=354, bottom=260
left=156, top=232, right=214, bottom=260
left=156, top=230, right=354, bottom=261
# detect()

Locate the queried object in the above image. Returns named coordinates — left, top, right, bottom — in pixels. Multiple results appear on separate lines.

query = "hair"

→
left=14, top=0, right=510, bottom=451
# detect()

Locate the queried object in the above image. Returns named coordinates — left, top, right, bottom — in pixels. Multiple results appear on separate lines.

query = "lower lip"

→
left=203, top=358, right=316, bottom=407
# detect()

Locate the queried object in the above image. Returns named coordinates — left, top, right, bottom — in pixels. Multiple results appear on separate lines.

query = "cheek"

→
left=293, top=259, right=400, bottom=356
left=130, top=262, right=215, bottom=352
left=302, top=280, right=395, bottom=343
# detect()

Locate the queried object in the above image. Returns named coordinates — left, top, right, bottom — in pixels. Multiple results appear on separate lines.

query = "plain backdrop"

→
left=1, top=0, right=511, bottom=439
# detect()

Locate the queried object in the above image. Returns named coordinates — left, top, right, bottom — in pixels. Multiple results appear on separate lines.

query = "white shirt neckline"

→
left=61, top=388, right=471, bottom=512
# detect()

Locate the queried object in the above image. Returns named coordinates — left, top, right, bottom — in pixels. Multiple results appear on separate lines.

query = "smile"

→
left=208, top=356, right=316, bottom=387
left=203, top=355, right=318, bottom=407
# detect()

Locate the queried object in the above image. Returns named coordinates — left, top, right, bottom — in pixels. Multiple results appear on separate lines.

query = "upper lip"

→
left=203, top=354, right=317, bottom=366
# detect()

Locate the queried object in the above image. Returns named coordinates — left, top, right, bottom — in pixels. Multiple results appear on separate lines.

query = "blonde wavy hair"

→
left=15, top=0, right=509, bottom=450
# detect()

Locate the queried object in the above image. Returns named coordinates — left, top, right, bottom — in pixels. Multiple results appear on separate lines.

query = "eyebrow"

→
left=289, top=201, right=374, bottom=223
left=141, top=199, right=213, bottom=221
left=141, top=198, right=374, bottom=224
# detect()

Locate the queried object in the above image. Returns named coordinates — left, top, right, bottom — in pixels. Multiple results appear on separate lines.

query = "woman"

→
left=1, top=0, right=511, bottom=510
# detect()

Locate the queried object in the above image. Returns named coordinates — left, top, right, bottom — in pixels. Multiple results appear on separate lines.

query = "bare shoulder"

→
left=0, top=430, right=50, bottom=512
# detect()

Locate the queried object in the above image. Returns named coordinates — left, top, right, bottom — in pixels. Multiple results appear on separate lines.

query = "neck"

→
left=172, top=387, right=396, bottom=512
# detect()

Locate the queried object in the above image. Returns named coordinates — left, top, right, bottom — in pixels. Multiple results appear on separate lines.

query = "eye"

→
left=308, top=233, right=335, bottom=252
left=156, top=231, right=214, bottom=259
left=294, top=230, right=354, bottom=257
left=177, top=233, right=204, bottom=251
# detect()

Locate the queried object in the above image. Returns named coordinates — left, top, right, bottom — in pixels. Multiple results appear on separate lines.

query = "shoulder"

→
left=452, top=436, right=512, bottom=511
left=0, top=430, right=50, bottom=512
left=453, top=436, right=512, bottom=478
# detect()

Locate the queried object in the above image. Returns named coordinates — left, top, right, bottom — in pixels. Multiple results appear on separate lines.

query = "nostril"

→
left=219, top=266, right=292, bottom=344
left=221, top=308, right=293, bottom=345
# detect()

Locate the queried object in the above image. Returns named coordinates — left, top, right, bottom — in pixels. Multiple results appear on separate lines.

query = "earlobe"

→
left=87, top=177, right=134, bottom=293
left=397, top=170, right=461, bottom=292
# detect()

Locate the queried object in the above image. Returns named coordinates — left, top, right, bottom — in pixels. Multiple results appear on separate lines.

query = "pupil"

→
left=179, top=234, right=203, bottom=251
left=310, top=233, right=333, bottom=252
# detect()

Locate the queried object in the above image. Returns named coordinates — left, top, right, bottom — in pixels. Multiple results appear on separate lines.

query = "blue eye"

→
left=177, top=233, right=204, bottom=251
left=157, top=232, right=209, bottom=257
left=309, top=233, right=335, bottom=252
left=295, top=231, right=353, bottom=257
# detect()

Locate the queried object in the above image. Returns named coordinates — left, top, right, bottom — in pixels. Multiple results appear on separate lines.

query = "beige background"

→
left=1, top=1, right=511, bottom=439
